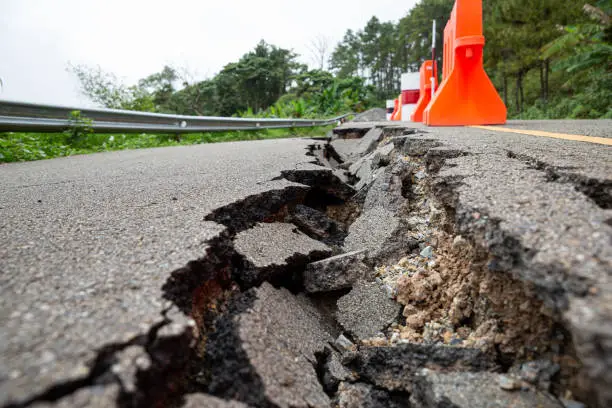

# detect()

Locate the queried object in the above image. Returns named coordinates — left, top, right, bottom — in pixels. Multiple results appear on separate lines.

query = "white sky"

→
left=0, top=0, right=418, bottom=107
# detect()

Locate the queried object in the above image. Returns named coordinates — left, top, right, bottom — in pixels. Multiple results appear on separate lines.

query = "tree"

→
left=330, top=29, right=362, bottom=78
left=138, top=65, right=178, bottom=110
left=308, top=35, right=331, bottom=70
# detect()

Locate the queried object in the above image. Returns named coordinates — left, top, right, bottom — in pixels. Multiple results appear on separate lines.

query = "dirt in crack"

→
left=368, top=145, right=590, bottom=406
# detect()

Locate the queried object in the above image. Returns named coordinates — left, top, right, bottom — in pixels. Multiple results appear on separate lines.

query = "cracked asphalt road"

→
left=1, top=119, right=610, bottom=407
left=0, top=139, right=314, bottom=405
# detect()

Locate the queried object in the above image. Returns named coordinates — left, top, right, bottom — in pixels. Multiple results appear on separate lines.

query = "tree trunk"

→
left=515, top=73, right=524, bottom=114
left=540, top=62, right=545, bottom=103
left=545, top=59, right=550, bottom=104
left=503, top=75, right=508, bottom=107
left=515, top=75, right=520, bottom=113
left=519, top=74, right=525, bottom=113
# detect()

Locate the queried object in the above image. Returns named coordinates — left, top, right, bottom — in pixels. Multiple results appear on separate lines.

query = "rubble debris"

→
left=304, top=250, right=371, bottom=293
left=342, top=343, right=497, bottom=393
left=336, top=281, right=401, bottom=341
left=411, top=370, right=564, bottom=408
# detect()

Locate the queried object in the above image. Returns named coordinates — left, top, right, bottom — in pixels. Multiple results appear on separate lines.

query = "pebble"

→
left=335, top=334, right=355, bottom=351
left=452, top=235, right=468, bottom=250
left=498, top=375, right=521, bottom=391
left=420, top=246, right=434, bottom=259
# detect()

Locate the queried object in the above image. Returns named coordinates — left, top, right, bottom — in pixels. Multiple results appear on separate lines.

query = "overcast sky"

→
left=0, top=0, right=418, bottom=107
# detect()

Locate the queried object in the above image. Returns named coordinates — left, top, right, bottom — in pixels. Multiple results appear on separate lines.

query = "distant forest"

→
left=72, top=0, right=611, bottom=119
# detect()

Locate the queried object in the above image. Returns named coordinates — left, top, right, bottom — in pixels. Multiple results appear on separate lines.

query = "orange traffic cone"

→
left=411, top=60, right=438, bottom=123
left=424, top=0, right=506, bottom=126
left=390, top=96, right=403, bottom=121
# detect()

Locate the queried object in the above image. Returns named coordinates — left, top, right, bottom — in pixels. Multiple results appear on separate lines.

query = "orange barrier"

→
left=424, top=0, right=506, bottom=126
left=390, top=95, right=402, bottom=121
left=410, top=60, right=438, bottom=123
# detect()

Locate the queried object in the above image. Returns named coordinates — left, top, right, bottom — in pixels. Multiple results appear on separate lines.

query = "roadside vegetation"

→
left=0, top=126, right=334, bottom=163
left=1, top=0, right=609, bottom=163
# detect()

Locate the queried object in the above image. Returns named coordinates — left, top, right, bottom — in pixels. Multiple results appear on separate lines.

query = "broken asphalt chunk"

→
left=290, top=204, right=347, bottom=247
left=304, top=250, right=371, bottom=293
left=233, top=222, right=332, bottom=287
left=206, top=282, right=332, bottom=408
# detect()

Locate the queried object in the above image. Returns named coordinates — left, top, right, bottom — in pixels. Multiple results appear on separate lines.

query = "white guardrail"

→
left=0, top=100, right=352, bottom=134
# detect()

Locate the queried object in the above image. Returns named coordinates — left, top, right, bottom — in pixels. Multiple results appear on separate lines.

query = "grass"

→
left=0, top=125, right=334, bottom=163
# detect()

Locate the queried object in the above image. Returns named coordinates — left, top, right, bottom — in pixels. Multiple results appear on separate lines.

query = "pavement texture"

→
left=0, top=139, right=316, bottom=406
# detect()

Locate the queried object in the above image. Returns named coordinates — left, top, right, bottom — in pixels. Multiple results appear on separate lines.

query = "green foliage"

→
left=64, top=110, right=94, bottom=146
left=0, top=125, right=334, bottom=164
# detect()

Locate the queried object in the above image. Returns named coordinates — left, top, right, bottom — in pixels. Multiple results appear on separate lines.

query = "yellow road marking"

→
left=471, top=125, right=612, bottom=146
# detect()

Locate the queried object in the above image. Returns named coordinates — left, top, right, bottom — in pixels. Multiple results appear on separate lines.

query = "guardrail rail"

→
left=0, top=100, right=351, bottom=134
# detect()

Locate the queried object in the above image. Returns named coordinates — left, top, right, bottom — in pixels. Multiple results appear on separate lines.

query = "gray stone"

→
left=206, top=282, right=332, bottom=408
left=336, top=281, right=401, bottom=340
left=420, top=246, right=434, bottom=259
left=411, top=370, right=564, bottom=408
left=304, top=250, right=371, bottom=293
left=183, top=394, right=249, bottom=408
left=335, top=334, right=356, bottom=351
left=342, top=343, right=497, bottom=393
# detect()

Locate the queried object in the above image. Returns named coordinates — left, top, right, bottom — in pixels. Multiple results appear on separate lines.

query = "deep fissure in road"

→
left=137, top=125, right=590, bottom=407
left=9, top=123, right=597, bottom=408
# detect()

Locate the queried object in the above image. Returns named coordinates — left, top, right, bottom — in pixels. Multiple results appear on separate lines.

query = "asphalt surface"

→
left=1, top=119, right=611, bottom=407
left=496, top=119, right=612, bottom=138
left=0, top=139, right=313, bottom=405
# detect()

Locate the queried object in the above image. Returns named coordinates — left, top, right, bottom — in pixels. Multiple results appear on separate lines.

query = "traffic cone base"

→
left=424, top=0, right=506, bottom=126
